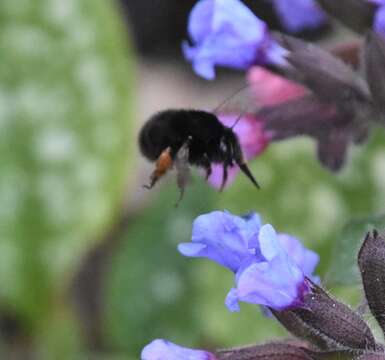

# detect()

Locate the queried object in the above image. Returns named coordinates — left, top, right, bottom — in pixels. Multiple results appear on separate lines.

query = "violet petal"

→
left=141, top=339, right=216, bottom=360
left=272, top=0, right=327, bottom=33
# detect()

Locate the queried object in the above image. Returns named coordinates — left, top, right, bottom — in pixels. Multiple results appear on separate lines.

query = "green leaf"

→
left=104, top=182, right=216, bottom=355
left=0, top=0, right=134, bottom=325
left=326, top=213, right=385, bottom=286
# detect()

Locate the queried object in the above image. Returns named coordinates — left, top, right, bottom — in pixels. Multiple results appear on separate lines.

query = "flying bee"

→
left=138, top=108, right=260, bottom=203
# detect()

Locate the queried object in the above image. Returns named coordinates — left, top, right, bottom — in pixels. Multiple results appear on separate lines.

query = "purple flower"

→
left=178, top=211, right=262, bottom=272
left=225, top=224, right=310, bottom=311
left=272, top=0, right=327, bottom=33
left=278, top=233, right=319, bottom=281
left=369, top=0, right=385, bottom=5
left=374, top=5, right=385, bottom=35
left=178, top=211, right=318, bottom=311
left=182, top=0, right=287, bottom=79
left=367, top=1, right=385, bottom=35
left=141, top=339, right=216, bottom=360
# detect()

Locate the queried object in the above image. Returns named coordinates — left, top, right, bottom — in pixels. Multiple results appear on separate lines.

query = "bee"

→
left=138, top=109, right=259, bottom=203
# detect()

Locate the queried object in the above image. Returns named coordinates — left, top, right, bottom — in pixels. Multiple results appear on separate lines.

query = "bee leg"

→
left=174, top=140, right=191, bottom=206
left=205, top=166, right=212, bottom=180
left=220, top=163, right=229, bottom=192
left=202, top=154, right=212, bottom=180
left=143, top=147, right=173, bottom=189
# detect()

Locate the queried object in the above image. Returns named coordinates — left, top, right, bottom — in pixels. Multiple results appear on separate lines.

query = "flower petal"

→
left=278, top=234, right=319, bottom=277
left=141, top=339, right=215, bottom=360
left=177, top=242, right=207, bottom=257
left=188, top=0, right=215, bottom=44
left=258, top=224, right=281, bottom=261
left=225, top=288, right=241, bottom=312
left=211, top=0, right=266, bottom=41
left=182, top=41, right=216, bottom=80
left=178, top=210, right=261, bottom=272
left=272, top=0, right=327, bottom=33
left=374, top=5, right=385, bottom=35
left=231, top=254, right=307, bottom=311
left=206, top=163, right=241, bottom=190
left=247, top=66, right=306, bottom=106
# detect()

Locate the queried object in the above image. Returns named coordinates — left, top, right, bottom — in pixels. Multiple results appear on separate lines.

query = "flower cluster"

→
left=142, top=210, right=319, bottom=359
left=181, top=0, right=385, bottom=188
left=178, top=211, right=318, bottom=311
left=140, top=1, right=385, bottom=359
left=182, top=0, right=329, bottom=80
left=182, top=0, right=287, bottom=80
left=141, top=211, right=385, bottom=360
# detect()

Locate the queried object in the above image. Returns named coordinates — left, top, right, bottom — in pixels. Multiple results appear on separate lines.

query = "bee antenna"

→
left=212, top=83, right=250, bottom=114
left=230, top=110, right=247, bottom=129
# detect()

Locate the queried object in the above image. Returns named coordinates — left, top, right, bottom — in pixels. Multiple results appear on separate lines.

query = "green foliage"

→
left=105, top=130, right=385, bottom=357
left=105, top=182, right=216, bottom=354
left=326, top=213, right=385, bottom=286
left=0, top=0, right=134, bottom=331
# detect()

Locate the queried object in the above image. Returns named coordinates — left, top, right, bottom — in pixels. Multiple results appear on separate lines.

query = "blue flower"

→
left=178, top=211, right=262, bottom=272
left=182, top=0, right=287, bottom=79
left=374, top=4, right=385, bottom=35
left=272, top=0, right=327, bottom=33
left=179, top=211, right=318, bottom=311
left=277, top=233, right=319, bottom=282
left=225, top=224, right=310, bottom=311
left=367, top=1, right=385, bottom=35
left=141, top=339, right=216, bottom=360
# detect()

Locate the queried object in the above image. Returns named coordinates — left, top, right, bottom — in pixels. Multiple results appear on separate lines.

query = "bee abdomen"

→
left=138, top=122, right=158, bottom=161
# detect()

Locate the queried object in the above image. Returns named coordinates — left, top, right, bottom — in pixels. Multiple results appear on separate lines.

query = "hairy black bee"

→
left=139, top=109, right=259, bottom=202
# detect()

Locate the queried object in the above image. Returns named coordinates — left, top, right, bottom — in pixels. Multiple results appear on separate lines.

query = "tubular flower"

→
left=178, top=211, right=262, bottom=272
left=370, top=1, right=385, bottom=35
left=182, top=0, right=287, bottom=79
left=225, top=224, right=311, bottom=311
left=144, top=229, right=385, bottom=359
left=141, top=339, right=216, bottom=360
left=374, top=5, right=385, bottom=34
left=278, top=233, right=320, bottom=283
left=272, top=0, right=327, bottom=33
left=178, top=211, right=318, bottom=311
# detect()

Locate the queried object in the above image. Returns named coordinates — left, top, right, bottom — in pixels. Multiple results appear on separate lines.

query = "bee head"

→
left=222, top=127, right=260, bottom=189
left=222, top=127, right=240, bottom=147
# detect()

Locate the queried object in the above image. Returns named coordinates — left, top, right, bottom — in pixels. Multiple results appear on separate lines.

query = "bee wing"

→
left=213, top=66, right=307, bottom=118
left=212, top=82, right=261, bottom=117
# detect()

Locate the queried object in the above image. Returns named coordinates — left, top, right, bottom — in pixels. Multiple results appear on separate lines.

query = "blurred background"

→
left=1, top=0, right=385, bottom=358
